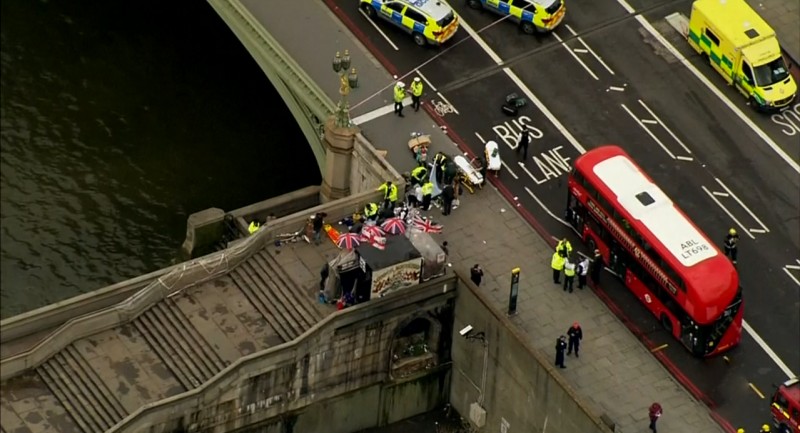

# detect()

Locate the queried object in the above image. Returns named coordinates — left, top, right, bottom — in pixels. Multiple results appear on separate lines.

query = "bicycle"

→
left=432, top=99, right=456, bottom=117
left=274, top=226, right=309, bottom=246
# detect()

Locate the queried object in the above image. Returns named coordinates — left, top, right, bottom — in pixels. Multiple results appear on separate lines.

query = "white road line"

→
left=713, top=177, right=769, bottom=232
left=642, top=119, right=658, bottom=125
left=525, top=186, right=571, bottom=227
left=612, top=0, right=800, bottom=174
left=675, top=155, right=694, bottom=161
left=573, top=48, right=589, bottom=54
left=743, top=320, right=797, bottom=378
left=501, top=161, right=519, bottom=179
left=701, top=186, right=755, bottom=239
left=436, top=92, right=460, bottom=115
left=351, top=98, right=412, bottom=125
left=459, top=19, right=586, bottom=154
left=749, top=228, right=767, bottom=234
left=712, top=191, right=730, bottom=197
left=358, top=9, right=399, bottom=51
left=783, top=267, right=800, bottom=287
left=638, top=100, right=693, bottom=155
left=552, top=32, right=599, bottom=80
left=565, top=24, right=615, bottom=75
left=415, top=70, right=437, bottom=92
left=608, top=86, right=626, bottom=92
left=474, top=132, right=485, bottom=143
left=621, top=103, right=677, bottom=159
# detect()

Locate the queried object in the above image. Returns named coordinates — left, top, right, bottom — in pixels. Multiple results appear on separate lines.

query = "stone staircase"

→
left=37, top=344, right=128, bottom=433
left=231, top=249, right=323, bottom=342
left=133, top=298, right=229, bottom=390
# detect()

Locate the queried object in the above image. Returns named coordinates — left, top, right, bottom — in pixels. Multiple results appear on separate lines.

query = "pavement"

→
left=248, top=1, right=728, bottom=432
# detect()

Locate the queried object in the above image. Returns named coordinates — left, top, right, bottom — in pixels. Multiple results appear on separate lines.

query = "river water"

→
left=0, top=0, right=319, bottom=318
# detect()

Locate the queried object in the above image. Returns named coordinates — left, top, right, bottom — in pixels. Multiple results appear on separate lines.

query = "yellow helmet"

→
left=729, top=228, right=737, bottom=236
left=761, top=424, right=770, bottom=432
left=736, top=429, right=744, bottom=433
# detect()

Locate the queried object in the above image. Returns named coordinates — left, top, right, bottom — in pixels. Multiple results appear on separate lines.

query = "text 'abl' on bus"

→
left=566, top=145, right=742, bottom=357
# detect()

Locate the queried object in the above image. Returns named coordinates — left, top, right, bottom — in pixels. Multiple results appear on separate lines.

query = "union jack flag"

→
left=412, top=217, right=443, bottom=234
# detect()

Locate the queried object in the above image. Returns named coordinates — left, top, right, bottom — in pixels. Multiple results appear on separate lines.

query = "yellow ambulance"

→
left=687, top=0, right=796, bottom=112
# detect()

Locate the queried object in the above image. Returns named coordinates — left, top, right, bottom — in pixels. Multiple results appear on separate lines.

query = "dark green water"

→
left=0, top=0, right=319, bottom=318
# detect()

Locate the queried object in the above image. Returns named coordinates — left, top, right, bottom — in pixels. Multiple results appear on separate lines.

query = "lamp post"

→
left=332, top=50, right=359, bottom=128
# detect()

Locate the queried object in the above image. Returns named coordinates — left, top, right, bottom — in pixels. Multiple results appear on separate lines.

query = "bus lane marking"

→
left=614, top=0, right=800, bottom=173
left=564, top=24, right=616, bottom=75
left=770, top=102, right=800, bottom=137
left=742, top=321, right=797, bottom=378
left=711, top=177, right=770, bottom=235
left=553, top=32, right=599, bottom=81
left=358, top=9, right=400, bottom=51
left=701, top=186, right=755, bottom=239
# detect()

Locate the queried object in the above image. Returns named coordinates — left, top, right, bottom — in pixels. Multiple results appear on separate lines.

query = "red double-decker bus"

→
left=566, top=145, right=742, bottom=357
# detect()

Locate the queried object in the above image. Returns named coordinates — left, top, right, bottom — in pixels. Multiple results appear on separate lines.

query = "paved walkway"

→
left=744, top=0, right=800, bottom=63
left=250, top=1, right=727, bottom=431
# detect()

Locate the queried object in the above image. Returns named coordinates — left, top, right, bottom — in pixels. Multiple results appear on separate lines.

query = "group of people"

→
left=550, top=238, right=602, bottom=292
left=404, top=152, right=463, bottom=217
left=393, top=77, right=424, bottom=118
left=554, top=321, right=583, bottom=369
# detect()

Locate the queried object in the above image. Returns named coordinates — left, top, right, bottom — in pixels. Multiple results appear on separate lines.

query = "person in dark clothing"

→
left=555, top=336, right=567, bottom=368
left=648, top=402, right=662, bottom=433
left=312, top=212, right=326, bottom=245
left=566, top=322, right=582, bottom=357
left=442, top=184, right=455, bottom=216
left=516, top=129, right=530, bottom=161
left=319, top=263, right=329, bottom=292
left=590, top=249, right=603, bottom=284
left=724, top=228, right=739, bottom=264
left=470, top=264, right=483, bottom=286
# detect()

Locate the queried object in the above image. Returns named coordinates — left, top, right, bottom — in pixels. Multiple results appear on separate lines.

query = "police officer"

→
left=410, top=165, right=428, bottom=186
left=248, top=220, right=260, bottom=235
left=555, top=335, right=567, bottom=368
left=563, top=257, right=576, bottom=293
left=421, top=180, right=434, bottom=211
left=393, top=81, right=406, bottom=117
left=516, top=127, right=530, bottom=161
left=551, top=251, right=565, bottom=284
left=364, top=202, right=379, bottom=221
left=724, top=228, right=739, bottom=264
left=566, top=322, right=582, bottom=357
left=377, top=180, right=398, bottom=211
left=556, top=237, right=573, bottom=258
left=410, top=77, right=424, bottom=111
left=759, top=424, right=771, bottom=433
left=577, top=256, right=590, bottom=289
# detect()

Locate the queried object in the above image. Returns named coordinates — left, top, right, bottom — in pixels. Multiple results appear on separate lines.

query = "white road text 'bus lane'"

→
left=771, top=103, right=800, bottom=136
left=474, top=115, right=573, bottom=184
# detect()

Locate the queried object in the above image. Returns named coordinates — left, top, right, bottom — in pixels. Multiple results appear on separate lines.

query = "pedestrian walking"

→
left=724, top=227, right=739, bottom=264
left=648, top=402, right=662, bottom=433
left=312, top=212, right=326, bottom=245
left=393, top=81, right=406, bottom=117
left=410, top=77, right=424, bottom=111
left=551, top=251, right=565, bottom=284
left=470, top=264, right=484, bottom=286
left=516, top=128, right=530, bottom=161
left=577, top=256, right=589, bottom=289
left=555, top=335, right=567, bottom=368
left=563, top=257, right=576, bottom=292
left=441, top=184, right=455, bottom=216
left=566, top=322, right=582, bottom=357
left=590, top=249, right=603, bottom=285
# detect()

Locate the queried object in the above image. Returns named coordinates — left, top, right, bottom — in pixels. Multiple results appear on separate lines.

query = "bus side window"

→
left=704, top=28, right=720, bottom=46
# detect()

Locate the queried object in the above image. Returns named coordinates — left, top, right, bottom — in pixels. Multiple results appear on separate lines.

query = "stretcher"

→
left=485, top=140, right=502, bottom=173
left=453, top=154, right=484, bottom=193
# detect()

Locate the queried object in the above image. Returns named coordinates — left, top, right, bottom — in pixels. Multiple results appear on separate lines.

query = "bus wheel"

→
left=660, top=314, right=673, bottom=333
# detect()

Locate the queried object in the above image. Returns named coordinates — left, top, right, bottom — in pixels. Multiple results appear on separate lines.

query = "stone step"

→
left=258, top=250, right=325, bottom=326
left=153, top=299, right=228, bottom=377
left=239, top=259, right=306, bottom=337
left=37, top=361, right=105, bottom=433
left=161, top=297, right=229, bottom=373
left=62, top=345, right=128, bottom=423
left=133, top=313, right=196, bottom=390
left=230, top=267, right=296, bottom=342
left=140, top=306, right=209, bottom=384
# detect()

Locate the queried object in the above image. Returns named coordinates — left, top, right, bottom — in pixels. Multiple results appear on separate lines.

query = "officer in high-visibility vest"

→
left=410, top=165, right=428, bottom=186
left=551, top=251, right=565, bottom=284
left=563, top=257, right=576, bottom=293
left=421, top=181, right=434, bottom=211
left=364, top=202, right=379, bottom=221
left=410, top=77, right=424, bottom=111
left=248, top=220, right=260, bottom=235
left=556, top=237, right=573, bottom=258
left=377, top=180, right=398, bottom=211
left=393, top=81, right=406, bottom=117
left=723, top=228, right=739, bottom=264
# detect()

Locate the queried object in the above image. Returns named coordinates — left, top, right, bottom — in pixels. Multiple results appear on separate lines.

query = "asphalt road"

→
left=327, top=0, right=800, bottom=429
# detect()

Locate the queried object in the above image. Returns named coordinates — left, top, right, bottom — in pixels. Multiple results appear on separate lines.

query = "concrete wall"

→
left=106, top=276, right=457, bottom=433
left=350, top=132, right=403, bottom=196
left=449, top=271, right=612, bottom=433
